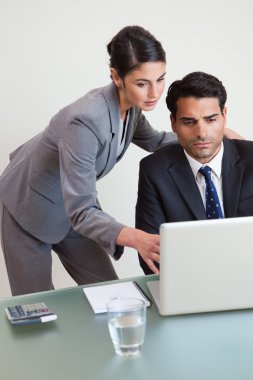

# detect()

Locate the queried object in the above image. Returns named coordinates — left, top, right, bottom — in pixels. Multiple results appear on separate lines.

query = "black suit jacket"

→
left=136, top=139, right=253, bottom=274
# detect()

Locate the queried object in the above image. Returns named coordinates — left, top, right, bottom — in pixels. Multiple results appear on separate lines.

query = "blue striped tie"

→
left=199, top=166, right=224, bottom=219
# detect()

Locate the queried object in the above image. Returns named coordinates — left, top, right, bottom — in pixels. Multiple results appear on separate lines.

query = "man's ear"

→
left=170, top=113, right=176, bottom=133
left=222, top=106, right=227, bottom=126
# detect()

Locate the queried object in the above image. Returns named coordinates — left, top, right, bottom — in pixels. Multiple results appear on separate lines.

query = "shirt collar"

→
left=184, top=142, right=224, bottom=180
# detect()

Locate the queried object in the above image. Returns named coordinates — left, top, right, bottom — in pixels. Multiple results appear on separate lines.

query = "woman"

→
left=0, top=26, right=240, bottom=295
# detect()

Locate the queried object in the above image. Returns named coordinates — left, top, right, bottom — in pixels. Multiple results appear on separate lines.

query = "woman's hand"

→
left=224, top=128, right=244, bottom=140
left=116, top=227, right=160, bottom=274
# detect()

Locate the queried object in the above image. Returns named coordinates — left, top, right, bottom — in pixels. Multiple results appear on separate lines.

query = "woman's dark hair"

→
left=166, top=71, right=227, bottom=117
left=107, top=25, right=166, bottom=78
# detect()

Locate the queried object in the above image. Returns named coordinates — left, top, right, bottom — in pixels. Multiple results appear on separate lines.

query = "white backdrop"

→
left=1, top=0, right=253, bottom=297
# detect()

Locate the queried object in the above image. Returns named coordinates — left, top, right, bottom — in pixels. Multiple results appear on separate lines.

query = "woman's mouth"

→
left=144, top=100, right=157, bottom=106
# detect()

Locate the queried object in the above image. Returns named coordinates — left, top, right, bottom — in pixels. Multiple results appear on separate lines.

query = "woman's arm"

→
left=132, top=110, right=177, bottom=152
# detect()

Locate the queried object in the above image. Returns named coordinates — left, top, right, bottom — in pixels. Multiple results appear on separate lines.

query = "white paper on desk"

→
left=83, top=281, right=150, bottom=314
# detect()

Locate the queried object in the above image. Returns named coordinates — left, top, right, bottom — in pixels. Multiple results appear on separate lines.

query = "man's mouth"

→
left=193, top=141, right=211, bottom=148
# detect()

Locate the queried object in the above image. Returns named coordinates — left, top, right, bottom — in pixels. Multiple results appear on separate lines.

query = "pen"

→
left=133, top=281, right=152, bottom=305
left=12, top=314, right=57, bottom=326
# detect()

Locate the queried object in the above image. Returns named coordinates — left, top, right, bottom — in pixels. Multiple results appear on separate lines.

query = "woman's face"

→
left=118, top=61, right=166, bottom=112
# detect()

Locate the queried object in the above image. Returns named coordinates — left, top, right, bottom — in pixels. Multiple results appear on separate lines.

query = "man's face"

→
left=171, top=97, right=226, bottom=164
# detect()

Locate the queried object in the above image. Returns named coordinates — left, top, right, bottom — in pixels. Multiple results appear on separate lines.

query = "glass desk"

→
left=1, top=275, right=253, bottom=380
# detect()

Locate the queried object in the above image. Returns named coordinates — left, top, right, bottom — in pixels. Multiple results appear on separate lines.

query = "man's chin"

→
left=188, top=149, right=215, bottom=162
left=185, top=142, right=222, bottom=163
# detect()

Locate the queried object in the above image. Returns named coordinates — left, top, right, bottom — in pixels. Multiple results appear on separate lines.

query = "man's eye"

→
left=183, top=120, right=194, bottom=126
left=137, top=83, right=145, bottom=88
left=207, top=118, right=216, bottom=122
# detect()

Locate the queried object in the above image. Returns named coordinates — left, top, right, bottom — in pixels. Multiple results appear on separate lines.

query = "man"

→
left=136, top=71, right=253, bottom=274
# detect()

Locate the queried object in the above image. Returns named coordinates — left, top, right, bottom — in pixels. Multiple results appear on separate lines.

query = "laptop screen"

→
left=148, top=217, right=253, bottom=316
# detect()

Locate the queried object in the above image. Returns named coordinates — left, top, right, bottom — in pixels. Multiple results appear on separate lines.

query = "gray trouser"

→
left=0, top=203, right=118, bottom=296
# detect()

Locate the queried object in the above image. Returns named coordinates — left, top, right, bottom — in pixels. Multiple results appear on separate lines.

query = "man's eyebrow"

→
left=179, top=116, right=197, bottom=121
left=179, top=113, right=220, bottom=121
left=204, top=113, right=219, bottom=119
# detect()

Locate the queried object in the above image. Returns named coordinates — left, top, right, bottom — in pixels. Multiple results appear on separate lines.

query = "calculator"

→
left=5, top=302, right=57, bottom=325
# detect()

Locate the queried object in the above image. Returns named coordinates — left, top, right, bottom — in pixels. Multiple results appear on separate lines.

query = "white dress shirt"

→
left=117, top=111, right=130, bottom=158
left=184, top=143, right=225, bottom=216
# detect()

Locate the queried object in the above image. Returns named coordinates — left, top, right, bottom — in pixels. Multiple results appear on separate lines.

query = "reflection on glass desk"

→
left=1, top=275, right=253, bottom=380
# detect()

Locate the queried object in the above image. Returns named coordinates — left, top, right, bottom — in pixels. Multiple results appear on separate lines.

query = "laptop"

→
left=147, top=216, right=253, bottom=316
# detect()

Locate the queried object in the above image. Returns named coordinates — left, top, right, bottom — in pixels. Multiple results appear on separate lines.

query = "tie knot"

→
left=199, top=165, right=212, bottom=180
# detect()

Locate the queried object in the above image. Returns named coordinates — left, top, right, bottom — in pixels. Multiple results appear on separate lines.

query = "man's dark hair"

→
left=107, top=25, right=166, bottom=78
left=166, top=71, right=227, bottom=117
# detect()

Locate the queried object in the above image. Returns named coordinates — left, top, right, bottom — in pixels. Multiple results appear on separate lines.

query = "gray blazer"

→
left=0, top=82, right=176, bottom=258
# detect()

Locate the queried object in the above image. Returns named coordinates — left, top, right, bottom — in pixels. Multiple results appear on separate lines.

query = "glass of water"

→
left=107, top=297, right=147, bottom=357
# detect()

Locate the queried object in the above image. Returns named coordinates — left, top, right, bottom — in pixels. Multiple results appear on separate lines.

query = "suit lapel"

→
left=100, top=84, right=138, bottom=176
left=118, top=107, right=136, bottom=159
left=166, top=146, right=207, bottom=219
left=99, top=83, right=120, bottom=178
left=222, top=139, right=244, bottom=217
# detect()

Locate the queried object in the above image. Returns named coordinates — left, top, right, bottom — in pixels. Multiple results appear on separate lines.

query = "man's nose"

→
left=196, top=120, right=208, bottom=138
